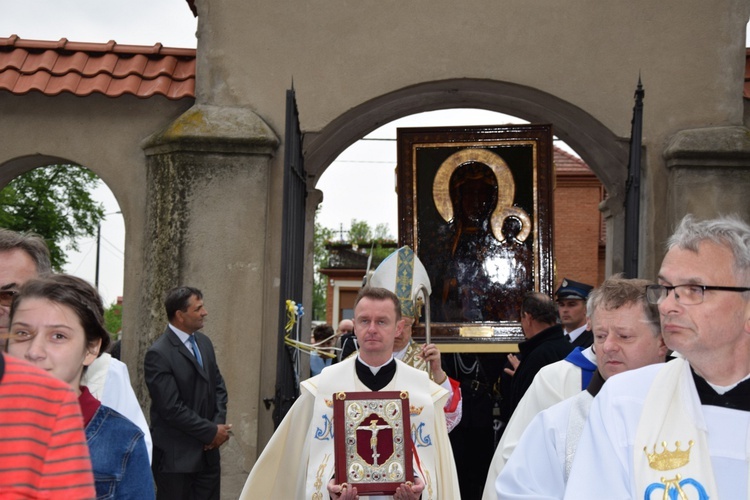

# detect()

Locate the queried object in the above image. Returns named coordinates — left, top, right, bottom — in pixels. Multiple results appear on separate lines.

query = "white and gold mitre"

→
left=368, top=246, right=431, bottom=318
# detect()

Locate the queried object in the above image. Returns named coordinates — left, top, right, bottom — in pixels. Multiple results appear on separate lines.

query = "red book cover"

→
left=333, top=391, right=414, bottom=496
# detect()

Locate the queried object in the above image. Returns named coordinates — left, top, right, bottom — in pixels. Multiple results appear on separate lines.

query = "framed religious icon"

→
left=396, top=124, right=555, bottom=343
left=333, top=391, right=414, bottom=496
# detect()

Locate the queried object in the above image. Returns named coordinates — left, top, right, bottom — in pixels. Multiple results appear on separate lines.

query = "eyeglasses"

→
left=646, top=284, right=750, bottom=306
left=0, top=290, right=18, bottom=307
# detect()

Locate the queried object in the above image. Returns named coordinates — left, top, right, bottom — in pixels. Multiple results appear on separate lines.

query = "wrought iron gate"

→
left=272, top=87, right=307, bottom=427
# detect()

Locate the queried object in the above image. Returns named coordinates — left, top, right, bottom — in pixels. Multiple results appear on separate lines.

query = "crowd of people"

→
left=1, top=212, right=748, bottom=499
left=0, top=229, right=229, bottom=499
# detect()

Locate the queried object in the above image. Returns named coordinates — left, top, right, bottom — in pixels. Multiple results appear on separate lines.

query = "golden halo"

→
left=432, top=148, right=531, bottom=242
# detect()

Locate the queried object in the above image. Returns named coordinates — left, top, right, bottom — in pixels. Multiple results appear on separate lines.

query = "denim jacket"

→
left=86, top=405, right=155, bottom=499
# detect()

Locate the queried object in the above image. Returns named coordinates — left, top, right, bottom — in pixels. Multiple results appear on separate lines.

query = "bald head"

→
left=337, top=319, right=354, bottom=336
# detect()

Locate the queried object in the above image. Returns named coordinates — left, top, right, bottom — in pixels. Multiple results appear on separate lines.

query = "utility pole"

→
left=95, top=211, right=122, bottom=289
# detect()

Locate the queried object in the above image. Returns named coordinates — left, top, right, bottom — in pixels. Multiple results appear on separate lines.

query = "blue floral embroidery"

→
left=644, top=476, right=709, bottom=500
left=411, top=422, right=432, bottom=448
left=314, top=414, right=334, bottom=441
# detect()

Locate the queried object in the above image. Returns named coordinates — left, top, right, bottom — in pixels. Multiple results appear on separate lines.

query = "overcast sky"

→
left=2, top=5, right=748, bottom=303
left=0, top=0, right=198, bottom=48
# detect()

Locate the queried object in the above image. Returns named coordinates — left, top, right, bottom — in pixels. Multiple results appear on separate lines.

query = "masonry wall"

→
left=554, top=179, right=604, bottom=288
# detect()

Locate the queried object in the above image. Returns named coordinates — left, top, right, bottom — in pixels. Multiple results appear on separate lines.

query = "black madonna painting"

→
left=396, top=125, right=555, bottom=342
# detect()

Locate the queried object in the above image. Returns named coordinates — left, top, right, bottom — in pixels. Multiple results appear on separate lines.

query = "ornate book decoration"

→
left=333, top=391, right=414, bottom=496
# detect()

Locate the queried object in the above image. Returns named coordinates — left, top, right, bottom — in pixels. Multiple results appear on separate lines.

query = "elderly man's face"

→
left=657, top=241, right=750, bottom=364
left=592, top=302, right=666, bottom=380
left=337, top=320, right=354, bottom=336
left=0, top=249, right=39, bottom=336
left=392, top=317, right=413, bottom=352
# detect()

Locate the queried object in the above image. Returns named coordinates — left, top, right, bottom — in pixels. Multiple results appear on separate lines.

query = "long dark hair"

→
left=10, top=274, right=111, bottom=355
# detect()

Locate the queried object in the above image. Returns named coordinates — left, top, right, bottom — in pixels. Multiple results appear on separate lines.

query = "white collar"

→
left=356, top=354, right=395, bottom=375
left=566, top=324, right=588, bottom=342
left=168, top=323, right=193, bottom=345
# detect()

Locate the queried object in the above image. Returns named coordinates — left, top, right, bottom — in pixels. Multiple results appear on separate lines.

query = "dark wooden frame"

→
left=333, top=391, right=414, bottom=496
left=396, top=124, right=555, bottom=344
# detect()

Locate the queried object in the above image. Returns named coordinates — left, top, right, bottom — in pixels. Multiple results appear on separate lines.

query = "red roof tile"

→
left=0, top=35, right=195, bottom=100
left=553, top=146, right=591, bottom=173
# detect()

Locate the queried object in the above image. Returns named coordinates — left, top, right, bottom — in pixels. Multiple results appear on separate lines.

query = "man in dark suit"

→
left=507, top=292, right=574, bottom=417
left=145, top=286, right=230, bottom=500
left=556, top=277, right=594, bottom=348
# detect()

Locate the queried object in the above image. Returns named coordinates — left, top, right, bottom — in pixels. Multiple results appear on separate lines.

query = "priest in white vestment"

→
left=495, top=276, right=667, bottom=499
left=565, top=215, right=750, bottom=499
left=240, top=287, right=460, bottom=500
left=481, top=344, right=596, bottom=499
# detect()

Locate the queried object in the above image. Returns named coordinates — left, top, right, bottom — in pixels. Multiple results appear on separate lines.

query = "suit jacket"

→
left=144, top=327, right=228, bottom=473
left=570, top=329, right=593, bottom=349
left=509, top=324, right=573, bottom=416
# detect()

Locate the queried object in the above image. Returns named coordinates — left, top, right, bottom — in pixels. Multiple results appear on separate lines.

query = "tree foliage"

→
left=104, top=302, right=123, bottom=339
left=313, top=218, right=396, bottom=321
left=348, top=219, right=372, bottom=243
left=313, top=218, right=335, bottom=321
left=0, top=164, right=105, bottom=271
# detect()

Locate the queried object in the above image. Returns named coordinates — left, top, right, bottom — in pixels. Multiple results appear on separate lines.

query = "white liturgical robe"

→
left=482, top=347, right=596, bottom=500
left=239, top=357, right=461, bottom=500
left=564, top=362, right=750, bottom=499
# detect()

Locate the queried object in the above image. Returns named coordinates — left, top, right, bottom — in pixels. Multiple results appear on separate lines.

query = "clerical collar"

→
left=691, top=367, right=750, bottom=411
left=357, top=355, right=395, bottom=375
left=355, top=357, right=397, bottom=391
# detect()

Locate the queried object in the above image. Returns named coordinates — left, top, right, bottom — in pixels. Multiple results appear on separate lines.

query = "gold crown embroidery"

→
left=410, top=405, right=423, bottom=416
left=643, top=440, right=694, bottom=471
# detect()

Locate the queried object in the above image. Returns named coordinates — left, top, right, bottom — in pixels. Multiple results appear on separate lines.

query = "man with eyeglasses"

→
left=0, top=230, right=48, bottom=336
left=565, top=215, right=750, bottom=499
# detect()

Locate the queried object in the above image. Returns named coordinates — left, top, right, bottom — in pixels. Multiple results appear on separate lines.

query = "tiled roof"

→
left=554, top=146, right=590, bottom=173
left=0, top=35, right=195, bottom=100
left=745, top=48, right=750, bottom=99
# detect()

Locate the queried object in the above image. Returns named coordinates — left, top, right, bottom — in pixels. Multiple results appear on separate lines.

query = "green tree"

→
left=0, top=164, right=105, bottom=271
left=373, top=223, right=391, bottom=241
left=313, top=218, right=335, bottom=321
left=104, top=302, right=123, bottom=339
left=348, top=219, right=372, bottom=244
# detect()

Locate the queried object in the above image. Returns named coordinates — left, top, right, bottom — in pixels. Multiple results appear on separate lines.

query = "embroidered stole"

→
left=400, top=340, right=428, bottom=373
left=633, top=358, right=719, bottom=499
left=562, top=347, right=596, bottom=390
left=564, top=391, right=593, bottom=482
left=303, top=358, right=445, bottom=500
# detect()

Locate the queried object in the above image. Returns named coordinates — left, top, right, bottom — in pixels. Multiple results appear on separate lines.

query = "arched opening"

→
left=0, top=155, right=126, bottom=345
left=305, top=79, right=629, bottom=192
left=312, top=103, right=619, bottom=328
left=305, top=83, right=628, bottom=498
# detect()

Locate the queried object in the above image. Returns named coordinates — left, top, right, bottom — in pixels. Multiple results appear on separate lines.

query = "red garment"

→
left=446, top=376, right=462, bottom=413
left=0, top=353, right=96, bottom=499
left=78, top=385, right=102, bottom=427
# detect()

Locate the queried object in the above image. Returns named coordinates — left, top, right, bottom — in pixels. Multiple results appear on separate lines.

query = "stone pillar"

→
left=600, top=193, right=626, bottom=278
left=135, top=104, right=279, bottom=498
left=664, top=126, right=750, bottom=227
